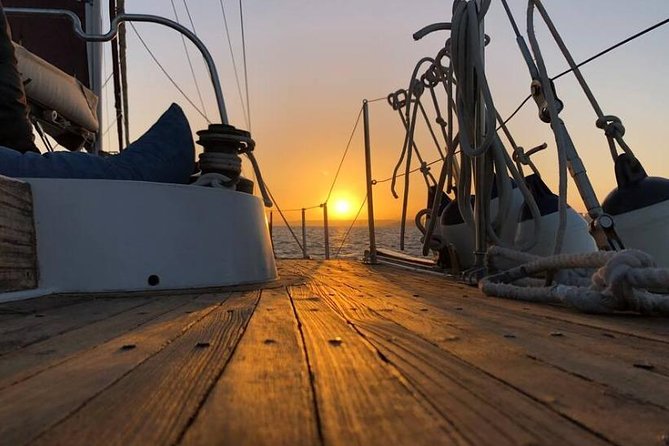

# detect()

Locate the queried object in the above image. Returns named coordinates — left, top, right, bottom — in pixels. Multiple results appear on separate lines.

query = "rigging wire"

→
left=264, top=184, right=304, bottom=253
left=281, top=205, right=322, bottom=212
left=129, top=23, right=211, bottom=123
left=218, top=0, right=250, bottom=129
left=102, top=116, right=119, bottom=138
left=374, top=154, right=452, bottom=184
left=170, top=0, right=208, bottom=119
left=498, top=15, right=669, bottom=129
left=239, top=0, right=252, bottom=130
left=325, top=105, right=364, bottom=203
left=334, top=195, right=368, bottom=259
left=552, top=17, right=669, bottom=82
left=102, top=71, right=113, bottom=89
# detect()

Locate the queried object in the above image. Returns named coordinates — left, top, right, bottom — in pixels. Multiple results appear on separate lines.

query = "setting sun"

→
left=333, top=198, right=352, bottom=218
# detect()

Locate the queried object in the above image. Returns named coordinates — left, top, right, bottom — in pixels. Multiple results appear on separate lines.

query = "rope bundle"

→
left=481, top=246, right=669, bottom=315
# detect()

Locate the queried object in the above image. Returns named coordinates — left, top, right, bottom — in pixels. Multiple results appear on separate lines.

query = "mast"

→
left=118, top=0, right=130, bottom=147
left=109, top=0, right=125, bottom=151
left=86, top=0, right=103, bottom=153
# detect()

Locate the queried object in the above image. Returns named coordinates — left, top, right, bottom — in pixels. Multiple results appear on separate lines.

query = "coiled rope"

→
left=482, top=246, right=669, bottom=315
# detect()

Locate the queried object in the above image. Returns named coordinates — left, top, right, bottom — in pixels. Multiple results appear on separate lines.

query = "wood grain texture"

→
left=182, top=288, right=320, bottom=446
left=357, top=269, right=669, bottom=408
left=0, top=175, right=37, bottom=291
left=0, top=292, right=231, bottom=445
left=297, top=260, right=669, bottom=446
left=0, top=293, right=200, bottom=390
left=288, top=284, right=461, bottom=446
left=363, top=261, right=669, bottom=343
left=0, top=296, right=150, bottom=356
left=2, top=259, right=668, bottom=445
left=304, top=280, right=608, bottom=446
left=34, top=291, right=259, bottom=446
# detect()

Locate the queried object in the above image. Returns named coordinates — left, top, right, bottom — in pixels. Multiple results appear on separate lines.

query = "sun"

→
left=332, top=198, right=353, bottom=219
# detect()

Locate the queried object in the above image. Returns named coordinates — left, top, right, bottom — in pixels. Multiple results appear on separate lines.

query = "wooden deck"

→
left=0, top=259, right=668, bottom=445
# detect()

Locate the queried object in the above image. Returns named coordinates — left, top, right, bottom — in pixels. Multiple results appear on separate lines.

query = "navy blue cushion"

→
left=0, top=103, right=195, bottom=183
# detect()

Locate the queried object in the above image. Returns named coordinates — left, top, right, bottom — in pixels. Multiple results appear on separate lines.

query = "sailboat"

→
left=0, top=0, right=276, bottom=299
left=0, top=2, right=668, bottom=445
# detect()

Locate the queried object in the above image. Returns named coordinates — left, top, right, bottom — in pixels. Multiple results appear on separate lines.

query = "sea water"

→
left=271, top=224, right=426, bottom=259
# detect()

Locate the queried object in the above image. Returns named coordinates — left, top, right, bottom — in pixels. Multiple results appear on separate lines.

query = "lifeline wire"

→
left=264, top=184, right=304, bottom=253
left=335, top=195, right=368, bottom=258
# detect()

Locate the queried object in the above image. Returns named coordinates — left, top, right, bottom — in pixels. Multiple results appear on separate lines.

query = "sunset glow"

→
left=332, top=198, right=354, bottom=219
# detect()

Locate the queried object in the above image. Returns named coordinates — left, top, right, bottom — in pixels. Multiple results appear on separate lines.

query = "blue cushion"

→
left=0, top=103, right=195, bottom=183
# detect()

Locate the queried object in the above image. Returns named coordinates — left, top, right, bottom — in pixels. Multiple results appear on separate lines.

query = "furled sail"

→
left=4, top=0, right=102, bottom=150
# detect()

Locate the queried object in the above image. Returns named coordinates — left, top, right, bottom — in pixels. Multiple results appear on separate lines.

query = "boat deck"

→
left=0, top=259, right=668, bottom=446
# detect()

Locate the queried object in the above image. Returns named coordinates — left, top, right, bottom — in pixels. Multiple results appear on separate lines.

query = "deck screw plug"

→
left=196, top=342, right=211, bottom=348
left=120, top=344, right=136, bottom=351
left=328, top=337, right=343, bottom=346
left=633, top=362, right=654, bottom=370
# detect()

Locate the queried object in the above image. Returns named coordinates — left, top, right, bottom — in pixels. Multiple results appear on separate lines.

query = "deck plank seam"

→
left=0, top=299, right=154, bottom=358
left=532, top=313, right=669, bottom=345
left=308, top=275, right=625, bottom=446
left=174, top=290, right=263, bottom=445
left=525, top=353, right=669, bottom=412
left=327, top=273, right=669, bottom=380
left=333, top=267, right=669, bottom=382
left=371, top=264, right=669, bottom=342
left=0, top=297, right=93, bottom=320
left=286, top=285, right=326, bottom=446
left=28, top=292, right=232, bottom=445
left=309, top=279, right=549, bottom=444
left=303, top=281, right=473, bottom=445
left=0, top=295, right=202, bottom=392
left=387, top=283, right=669, bottom=411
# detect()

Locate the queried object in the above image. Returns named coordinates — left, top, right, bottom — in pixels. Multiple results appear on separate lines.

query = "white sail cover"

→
left=14, top=43, right=99, bottom=132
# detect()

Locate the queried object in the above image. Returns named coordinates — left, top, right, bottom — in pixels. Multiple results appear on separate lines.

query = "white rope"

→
left=481, top=246, right=669, bottom=315
left=198, top=152, right=242, bottom=174
left=193, top=172, right=235, bottom=188
left=448, top=0, right=542, bottom=250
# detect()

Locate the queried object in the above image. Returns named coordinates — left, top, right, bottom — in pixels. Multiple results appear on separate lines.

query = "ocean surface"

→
left=271, top=224, right=426, bottom=259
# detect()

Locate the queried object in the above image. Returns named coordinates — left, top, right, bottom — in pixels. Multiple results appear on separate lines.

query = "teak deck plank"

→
left=366, top=262, right=669, bottom=342
left=308, top=281, right=608, bottom=446
left=354, top=269, right=669, bottom=408
left=33, top=291, right=258, bottom=446
left=0, top=293, right=201, bottom=390
left=288, top=284, right=462, bottom=446
left=0, top=259, right=667, bottom=445
left=0, top=292, right=231, bottom=445
left=301, top=263, right=669, bottom=446
left=0, top=296, right=151, bottom=356
left=183, top=288, right=320, bottom=446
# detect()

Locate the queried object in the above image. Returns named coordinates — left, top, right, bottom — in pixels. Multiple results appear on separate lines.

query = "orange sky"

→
left=110, top=1, right=669, bottom=223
